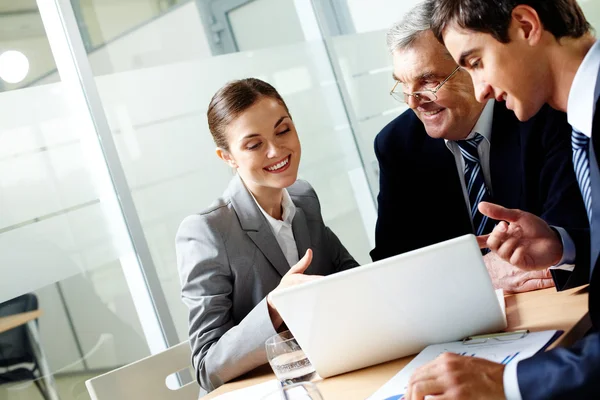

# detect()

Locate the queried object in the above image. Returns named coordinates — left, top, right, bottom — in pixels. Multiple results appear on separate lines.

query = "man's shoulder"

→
left=526, top=103, right=568, bottom=129
left=491, top=101, right=568, bottom=135
left=375, top=108, right=427, bottom=151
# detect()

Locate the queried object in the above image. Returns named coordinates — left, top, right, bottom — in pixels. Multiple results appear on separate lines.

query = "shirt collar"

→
left=251, top=189, right=296, bottom=233
left=445, top=99, right=495, bottom=148
left=279, top=189, right=296, bottom=224
left=568, top=39, right=600, bottom=138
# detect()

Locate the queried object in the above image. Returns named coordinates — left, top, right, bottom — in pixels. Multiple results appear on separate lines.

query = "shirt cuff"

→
left=548, top=226, right=575, bottom=272
left=503, top=360, right=523, bottom=400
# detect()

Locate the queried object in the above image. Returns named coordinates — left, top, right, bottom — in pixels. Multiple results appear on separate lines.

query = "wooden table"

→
left=0, top=310, right=42, bottom=334
left=205, top=286, right=591, bottom=399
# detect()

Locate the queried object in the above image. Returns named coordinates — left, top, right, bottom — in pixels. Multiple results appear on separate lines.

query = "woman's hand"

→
left=267, top=249, right=321, bottom=329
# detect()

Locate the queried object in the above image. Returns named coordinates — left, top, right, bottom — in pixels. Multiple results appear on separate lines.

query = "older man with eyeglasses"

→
left=370, top=2, right=589, bottom=294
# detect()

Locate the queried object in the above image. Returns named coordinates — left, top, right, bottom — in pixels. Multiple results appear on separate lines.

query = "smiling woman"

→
left=175, top=78, right=359, bottom=393
left=208, top=80, right=302, bottom=213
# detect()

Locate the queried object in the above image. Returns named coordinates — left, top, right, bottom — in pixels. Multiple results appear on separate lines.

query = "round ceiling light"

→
left=0, top=50, right=30, bottom=84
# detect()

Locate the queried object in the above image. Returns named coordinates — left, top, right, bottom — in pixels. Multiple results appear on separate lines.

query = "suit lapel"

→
left=489, top=103, right=523, bottom=210
left=227, top=174, right=290, bottom=277
left=246, top=230, right=290, bottom=277
left=292, top=207, right=311, bottom=262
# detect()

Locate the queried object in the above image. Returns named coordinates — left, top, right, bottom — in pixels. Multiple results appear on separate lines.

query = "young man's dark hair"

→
left=430, top=0, right=590, bottom=43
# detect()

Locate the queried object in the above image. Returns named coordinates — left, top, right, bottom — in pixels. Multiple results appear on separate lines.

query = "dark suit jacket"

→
left=516, top=97, right=600, bottom=399
left=371, top=101, right=590, bottom=290
left=176, top=174, right=358, bottom=392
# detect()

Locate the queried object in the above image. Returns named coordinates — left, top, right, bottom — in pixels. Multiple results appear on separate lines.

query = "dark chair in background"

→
left=0, top=293, right=51, bottom=400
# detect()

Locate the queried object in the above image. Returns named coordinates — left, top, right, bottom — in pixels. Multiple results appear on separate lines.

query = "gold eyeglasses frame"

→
left=390, top=66, right=462, bottom=104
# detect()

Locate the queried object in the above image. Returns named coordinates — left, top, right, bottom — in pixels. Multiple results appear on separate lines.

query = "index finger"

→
left=407, top=356, right=452, bottom=400
left=406, top=378, right=445, bottom=400
left=478, top=202, right=522, bottom=223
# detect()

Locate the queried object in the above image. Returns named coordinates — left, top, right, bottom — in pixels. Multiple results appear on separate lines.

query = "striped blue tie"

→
left=572, top=129, right=592, bottom=221
left=457, top=134, right=496, bottom=236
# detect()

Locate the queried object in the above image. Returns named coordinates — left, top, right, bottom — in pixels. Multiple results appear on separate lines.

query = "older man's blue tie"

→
left=572, top=129, right=593, bottom=221
left=457, top=134, right=496, bottom=236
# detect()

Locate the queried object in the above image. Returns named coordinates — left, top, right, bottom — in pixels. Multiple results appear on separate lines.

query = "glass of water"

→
left=261, top=382, right=323, bottom=400
left=265, top=330, right=317, bottom=385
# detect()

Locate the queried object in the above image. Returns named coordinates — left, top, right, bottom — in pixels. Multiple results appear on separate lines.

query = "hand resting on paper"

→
left=405, top=353, right=505, bottom=400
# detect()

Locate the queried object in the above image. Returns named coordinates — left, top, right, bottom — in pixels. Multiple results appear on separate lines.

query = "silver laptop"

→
left=270, top=234, right=507, bottom=378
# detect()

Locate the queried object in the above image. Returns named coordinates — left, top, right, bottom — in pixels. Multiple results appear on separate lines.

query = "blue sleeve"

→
left=551, top=226, right=576, bottom=268
left=517, top=331, right=600, bottom=399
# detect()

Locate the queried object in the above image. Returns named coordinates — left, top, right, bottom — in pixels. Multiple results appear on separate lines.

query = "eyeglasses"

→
left=390, top=66, right=461, bottom=104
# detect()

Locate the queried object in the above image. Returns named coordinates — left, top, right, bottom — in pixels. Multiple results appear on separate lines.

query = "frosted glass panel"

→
left=329, top=29, right=406, bottom=186
left=0, top=67, right=149, bottom=400
left=0, top=2, right=152, bottom=399
left=229, top=0, right=305, bottom=51
left=581, top=0, right=600, bottom=30
left=346, top=0, right=425, bottom=34
left=0, top=81, right=142, bottom=295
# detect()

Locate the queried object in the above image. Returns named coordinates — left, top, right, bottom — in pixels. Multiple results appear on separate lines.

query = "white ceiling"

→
left=0, top=1, right=44, bottom=42
left=0, top=14, right=45, bottom=42
left=0, top=0, right=155, bottom=42
left=0, top=0, right=37, bottom=14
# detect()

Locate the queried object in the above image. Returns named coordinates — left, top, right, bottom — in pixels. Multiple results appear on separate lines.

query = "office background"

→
left=1, top=0, right=599, bottom=399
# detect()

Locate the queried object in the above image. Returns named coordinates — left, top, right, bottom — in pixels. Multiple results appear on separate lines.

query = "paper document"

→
left=496, top=289, right=507, bottom=327
left=368, top=330, right=559, bottom=400
left=496, top=288, right=506, bottom=318
left=212, top=379, right=280, bottom=400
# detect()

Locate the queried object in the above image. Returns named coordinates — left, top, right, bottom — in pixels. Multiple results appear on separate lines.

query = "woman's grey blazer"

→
left=176, top=174, right=359, bottom=392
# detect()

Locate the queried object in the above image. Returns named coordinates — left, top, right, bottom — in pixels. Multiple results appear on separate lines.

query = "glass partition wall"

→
left=2, top=1, right=599, bottom=399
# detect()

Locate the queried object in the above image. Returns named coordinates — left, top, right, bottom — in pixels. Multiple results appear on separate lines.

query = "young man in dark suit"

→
left=403, top=0, right=599, bottom=398
left=371, top=2, right=589, bottom=293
